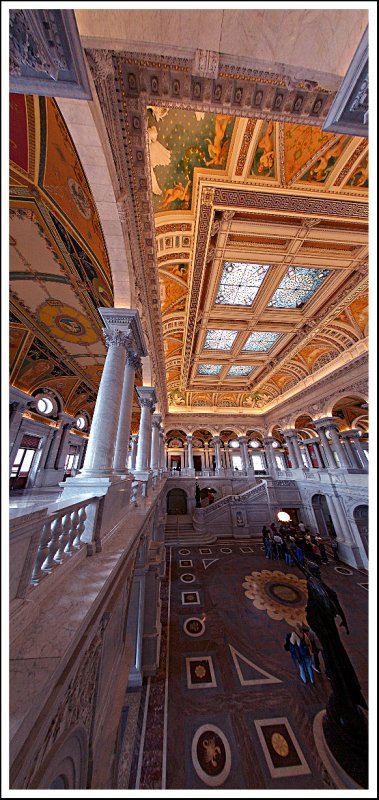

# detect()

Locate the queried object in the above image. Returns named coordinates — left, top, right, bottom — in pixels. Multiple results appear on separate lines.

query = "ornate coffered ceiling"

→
left=9, top=93, right=143, bottom=420
left=86, top=46, right=368, bottom=417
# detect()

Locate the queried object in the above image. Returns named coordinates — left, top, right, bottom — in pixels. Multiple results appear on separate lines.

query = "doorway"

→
left=353, top=504, right=368, bottom=555
left=170, top=455, right=182, bottom=474
left=193, top=455, right=202, bottom=473
left=167, top=488, right=187, bottom=515
left=311, top=494, right=336, bottom=538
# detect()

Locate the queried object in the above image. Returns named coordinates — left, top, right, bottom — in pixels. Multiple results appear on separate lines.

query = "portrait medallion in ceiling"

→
left=143, top=106, right=368, bottom=412
left=9, top=94, right=114, bottom=418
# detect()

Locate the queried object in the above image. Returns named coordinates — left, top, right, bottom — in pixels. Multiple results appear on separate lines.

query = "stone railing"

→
left=10, top=496, right=102, bottom=606
left=192, top=480, right=269, bottom=537
left=9, top=478, right=168, bottom=789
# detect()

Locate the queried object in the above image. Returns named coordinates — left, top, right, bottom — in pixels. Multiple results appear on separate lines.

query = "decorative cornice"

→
left=213, top=187, right=368, bottom=219
left=9, top=9, right=92, bottom=99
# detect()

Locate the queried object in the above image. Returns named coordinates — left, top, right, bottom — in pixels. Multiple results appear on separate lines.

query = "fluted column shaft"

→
left=113, top=352, right=140, bottom=472
left=82, top=329, right=129, bottom=473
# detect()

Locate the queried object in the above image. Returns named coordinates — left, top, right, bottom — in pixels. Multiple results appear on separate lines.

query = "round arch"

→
left=311, top=493, right=336, bottom=539
left=166, top=487, right=188, bottom=515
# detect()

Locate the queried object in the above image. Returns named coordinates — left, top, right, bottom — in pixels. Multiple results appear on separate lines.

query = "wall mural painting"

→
left=346, top=154, right=368, bottom=189
left=348, top=295, right=368, bottom=333
left=250, top=121, right=276, bottom=178
left=296, top=345, right=333, bottom=370
left=9, top=93, right=113, bottom=414
left=283, top=123, right=336, bottom=184
left=147, top=107, right=235, bottom=213
left=298, top=135, right=350, bottom=184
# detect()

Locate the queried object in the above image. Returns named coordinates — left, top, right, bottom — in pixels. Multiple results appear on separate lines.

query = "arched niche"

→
left=166, top=487, right=188, bottom=515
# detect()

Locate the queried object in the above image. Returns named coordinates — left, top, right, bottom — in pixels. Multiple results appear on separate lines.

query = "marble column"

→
left=186, top=434, right=195, bottom=475
left=314, top=423, right=337, bottom=469
left=134, top=387, right=157, bottom=479
left=130, top=435, right=139, bottom=469
left=339, top=432, right=360, bottom=468
left=213, top=435, right=223, bottom=472
left=349, top=430, right=368, bottom=470
left=80, top=327, right=129, bottom=475
left=263, top=437, right=276, bottom=473
left=151, top=414, right=162, bottom=474
left=9, top=396, right=30, bottom=458
left=159, top=430, right=166, bottom=472
left=204, top=443, right=209, bottom=470
left=300, top=442, right=313, bottom=468
left=283, top=431, right=300, bottom=469
left=324, top=421, right=351, bottom=468
left=239, top=436, right=253, bottom=475
left=113, top=352, right=141, bottom=474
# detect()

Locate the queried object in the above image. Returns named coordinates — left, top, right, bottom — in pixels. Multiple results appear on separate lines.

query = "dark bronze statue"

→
left=289, top=548, right=368, bottom=786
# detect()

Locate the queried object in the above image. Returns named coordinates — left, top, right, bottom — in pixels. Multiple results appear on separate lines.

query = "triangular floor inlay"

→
left=202, top=558, right=219, bottom=570
left=229, top=644, right=282, bottom=685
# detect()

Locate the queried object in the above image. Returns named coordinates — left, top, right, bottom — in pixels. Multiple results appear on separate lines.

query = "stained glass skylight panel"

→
left=268, top=267, right=330, bottom=308
left=227, top=365, right=256, bottom=377
left=243, top=331, right=281, bottom=352
left=215, top=261, right=270, bottom=306
left=197, top=364, right=222, bottom=376
left=204, top=329, right=238, bottom=350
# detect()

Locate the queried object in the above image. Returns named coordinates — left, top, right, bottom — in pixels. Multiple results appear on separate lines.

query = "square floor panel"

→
left=199, top=548, right=212, bottom=554
left=181, top=591, right=200, bottom=606
left=254, top=717, right=311, bottom=778
left=179, top=559, right=193, bottom=568
left=186, top=656, right=217, bottom=689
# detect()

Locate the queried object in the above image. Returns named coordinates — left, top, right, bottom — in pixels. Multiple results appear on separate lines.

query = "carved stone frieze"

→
left=23, top=619, right=106, bottom=788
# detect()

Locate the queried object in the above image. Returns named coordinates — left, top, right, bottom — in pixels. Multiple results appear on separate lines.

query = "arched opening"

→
left=166, top=488, right=188, bottom=515
left=311, top=494, right=336, bottom=539
left=353, top=504, right=368, bottom=555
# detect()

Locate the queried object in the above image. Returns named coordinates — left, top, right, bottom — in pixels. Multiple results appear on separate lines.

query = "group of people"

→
left=262, top=521, right=339, bottom=565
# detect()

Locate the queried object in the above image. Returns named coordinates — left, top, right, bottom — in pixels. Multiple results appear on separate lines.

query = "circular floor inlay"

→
left=192, top=724, right=231, bottom=787
left=220, top=548, right=232, bottom=554
left=180, top=573, right=195, bottom=583
left=266, top=582, right=304, bottom=605
left=179, top=549, right=190, bottom=555
left=334, top=566, right=353, bottom=575
left=184, top=617, right=205, bottom=637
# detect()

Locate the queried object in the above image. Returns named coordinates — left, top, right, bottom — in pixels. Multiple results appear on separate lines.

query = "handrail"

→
left=195, top=479, right=268, bottom=517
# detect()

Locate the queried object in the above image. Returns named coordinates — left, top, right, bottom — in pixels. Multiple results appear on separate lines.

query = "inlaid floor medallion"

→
left=254, top=717, right=311, bottom=778
left=242, top=569, right=307, bottom=626
left=191, top=724, right=231, bottom=786
left=181, top=591, right=200, bottom=605
left=180, top=573, right=195, bottom=583
left=334, top=566, right=353, bottom=575
left=183, top=617, right=205, bottom=637
left=186, top=656, right=217, bottom=689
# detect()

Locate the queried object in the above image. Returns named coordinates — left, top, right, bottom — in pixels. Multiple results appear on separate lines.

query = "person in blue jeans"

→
left=285, top=630, right=314, bottom=684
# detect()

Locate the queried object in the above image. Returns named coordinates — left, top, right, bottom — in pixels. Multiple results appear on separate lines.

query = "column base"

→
left=59, top=472, right=126, bottom=499
left=313, top=709, right=368, bottom=789
left=132, top=469, right=152, bottom=482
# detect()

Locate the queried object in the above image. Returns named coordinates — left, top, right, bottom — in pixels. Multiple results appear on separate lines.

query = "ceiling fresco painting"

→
left=250, top=121, right=277, bottom=179
left=9, top=93, right=121, bottom=420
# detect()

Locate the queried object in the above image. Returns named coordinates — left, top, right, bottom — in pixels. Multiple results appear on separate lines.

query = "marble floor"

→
left=123, top=540, right=368, bottom=791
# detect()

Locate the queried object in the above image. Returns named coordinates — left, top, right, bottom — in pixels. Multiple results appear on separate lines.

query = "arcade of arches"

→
left=7, top=6, right=372, bottom=795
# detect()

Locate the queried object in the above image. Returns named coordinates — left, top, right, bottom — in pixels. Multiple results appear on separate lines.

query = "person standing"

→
left=315, top=534, right=328, bottom=564
left=330, top=537, right=339, bottom=561
left=284, top=630, right=314, bottom=684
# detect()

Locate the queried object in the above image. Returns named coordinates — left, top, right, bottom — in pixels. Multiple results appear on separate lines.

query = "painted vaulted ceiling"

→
left=146, top=108, right=368, bottom=412
left=10, top=94, right=141, bottom=426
